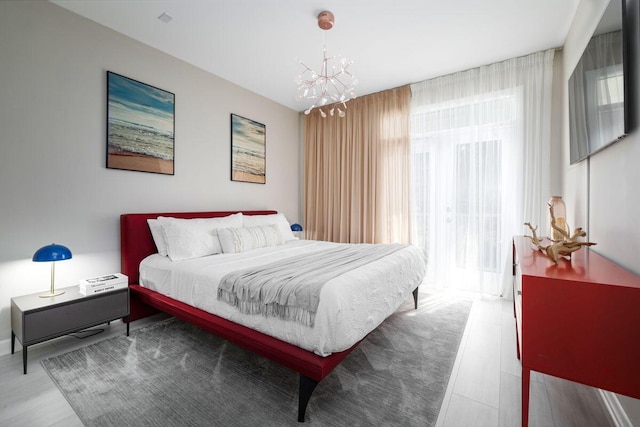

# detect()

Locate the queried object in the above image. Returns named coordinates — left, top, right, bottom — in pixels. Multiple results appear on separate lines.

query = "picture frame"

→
left=230, top=113, right=266, bottom=184
left=106, top=71, right=175, bottom=175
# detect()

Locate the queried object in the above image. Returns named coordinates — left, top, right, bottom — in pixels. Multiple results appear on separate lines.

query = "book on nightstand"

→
left=79, top=273, right=128, bottom=295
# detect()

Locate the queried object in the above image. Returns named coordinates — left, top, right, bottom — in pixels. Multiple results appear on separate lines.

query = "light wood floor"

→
left=0, top=296, right=615, bottom=426
left=435, top=295, right=615, bottom=427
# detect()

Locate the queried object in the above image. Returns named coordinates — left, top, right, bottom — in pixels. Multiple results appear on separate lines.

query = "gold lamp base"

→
left=39, top=262, right=65, bottom=297
left=39, top=290, right=65, bottom=298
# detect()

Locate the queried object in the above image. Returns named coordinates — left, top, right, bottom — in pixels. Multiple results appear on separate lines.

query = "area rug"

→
left=42, top=293, right=472, bottom=427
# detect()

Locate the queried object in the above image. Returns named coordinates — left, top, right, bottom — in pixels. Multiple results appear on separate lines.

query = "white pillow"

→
left=147, top=219, right=168, bottom=256
left=158, top=213, right=243, bottom=261
left=243, top=213, right=296, bottom=241
left=218, top=225, right=283, bottom=254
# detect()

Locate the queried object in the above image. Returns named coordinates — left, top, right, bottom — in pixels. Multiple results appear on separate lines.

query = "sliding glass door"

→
left=411, top=91, right=519, bottom=295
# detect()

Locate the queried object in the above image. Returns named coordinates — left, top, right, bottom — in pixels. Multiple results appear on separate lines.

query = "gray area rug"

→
left=42, top=293, right=472, bottom=426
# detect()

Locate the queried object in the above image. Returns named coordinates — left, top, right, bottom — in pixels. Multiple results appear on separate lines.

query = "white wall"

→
left=562, top=0, right=640, bottom=423
left=0, top=2, right=301, bottom=353
left=550, top=49, right=565, bottom=196
left=589, top=0, right=640, bottom=272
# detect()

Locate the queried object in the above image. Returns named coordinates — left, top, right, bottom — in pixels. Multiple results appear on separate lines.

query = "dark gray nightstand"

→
left=11, top=285, right=129, bottom=374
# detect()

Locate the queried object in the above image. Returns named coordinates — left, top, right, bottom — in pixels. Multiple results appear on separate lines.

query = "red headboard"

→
left=120, top=210, right=277, bottom=285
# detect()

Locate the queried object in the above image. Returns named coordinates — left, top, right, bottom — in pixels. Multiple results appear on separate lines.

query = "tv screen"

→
left=568, top=0, right=627, bottom=165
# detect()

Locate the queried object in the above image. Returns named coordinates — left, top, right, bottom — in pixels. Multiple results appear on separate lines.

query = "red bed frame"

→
left=120, top=210, right=418, bottom=422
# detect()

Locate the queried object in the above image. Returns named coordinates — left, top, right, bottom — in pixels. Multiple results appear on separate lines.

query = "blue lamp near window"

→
left=33, top=243, right=72, bottom=298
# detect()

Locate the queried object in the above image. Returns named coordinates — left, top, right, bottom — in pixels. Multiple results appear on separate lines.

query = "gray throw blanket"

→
left=217, top=244, right=407, bottom=327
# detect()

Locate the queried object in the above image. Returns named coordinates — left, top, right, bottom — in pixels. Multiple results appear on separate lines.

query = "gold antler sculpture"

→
left=524, top=203, right=596, bottom=264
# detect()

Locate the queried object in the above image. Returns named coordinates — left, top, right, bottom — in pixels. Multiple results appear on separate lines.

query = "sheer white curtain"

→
left=410, top=50, right=554, bottom=296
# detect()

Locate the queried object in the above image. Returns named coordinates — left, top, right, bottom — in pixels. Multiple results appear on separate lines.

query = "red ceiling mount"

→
left=317, top=11, right=334, bottom=30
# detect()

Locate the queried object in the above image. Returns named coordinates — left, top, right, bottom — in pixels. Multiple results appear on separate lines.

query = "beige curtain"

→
left=303, top=85, right=411, bottom=244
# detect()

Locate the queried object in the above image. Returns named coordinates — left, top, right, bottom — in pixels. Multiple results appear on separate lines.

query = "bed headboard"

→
left=120, top=210, right=277, bottom=285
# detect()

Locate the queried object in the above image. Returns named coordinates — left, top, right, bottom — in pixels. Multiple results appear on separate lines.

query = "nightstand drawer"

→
left=23, top=289, right=128, bottom=344
left=12, top=284, right=130, bottom=374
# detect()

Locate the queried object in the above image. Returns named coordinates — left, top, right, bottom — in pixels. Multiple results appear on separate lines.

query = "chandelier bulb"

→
left=295, top=10, right=355, bottom=118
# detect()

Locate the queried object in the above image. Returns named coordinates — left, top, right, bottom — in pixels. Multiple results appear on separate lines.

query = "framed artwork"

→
left=106, top=71, right=175, bottom=175
left=230, top=113, right=266, bottom=184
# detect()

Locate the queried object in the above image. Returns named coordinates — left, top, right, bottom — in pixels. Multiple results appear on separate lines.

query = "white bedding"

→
left=139, top=239, right=426, bottom=356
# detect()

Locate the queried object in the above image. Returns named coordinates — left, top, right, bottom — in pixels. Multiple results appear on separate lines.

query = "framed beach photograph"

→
left=231, top=114, right=266, bottom=184
left=106, top=71, right=175, bottom=175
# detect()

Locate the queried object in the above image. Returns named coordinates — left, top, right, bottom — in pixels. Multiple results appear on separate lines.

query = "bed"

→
left=120, top=210, right=426, bottom=422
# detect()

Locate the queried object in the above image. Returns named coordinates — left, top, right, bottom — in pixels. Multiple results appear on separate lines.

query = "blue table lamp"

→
left=290, top=223, right=303, bottom=239
left=33, top=243, right=72, bottom=298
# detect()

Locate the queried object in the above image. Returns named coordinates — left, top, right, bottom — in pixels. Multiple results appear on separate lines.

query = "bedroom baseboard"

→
left=599, top=389, right=633, bottom=427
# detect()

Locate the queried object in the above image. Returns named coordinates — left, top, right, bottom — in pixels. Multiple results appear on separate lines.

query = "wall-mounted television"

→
left=568, top=0, right=628, bottom=165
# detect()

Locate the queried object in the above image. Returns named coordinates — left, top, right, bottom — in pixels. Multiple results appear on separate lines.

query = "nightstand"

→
left=11, top=285, right=129, bottom=374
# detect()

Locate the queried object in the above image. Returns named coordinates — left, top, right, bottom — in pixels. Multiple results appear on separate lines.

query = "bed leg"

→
left=412, top=287, right=419, bottom=309
left=298, top=375, right=318, bottom=422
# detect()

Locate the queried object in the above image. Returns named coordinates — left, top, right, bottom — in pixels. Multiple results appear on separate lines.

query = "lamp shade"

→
left=290, top=223, right=303, bottom=232
left=33, top=244, right=72, bottom=262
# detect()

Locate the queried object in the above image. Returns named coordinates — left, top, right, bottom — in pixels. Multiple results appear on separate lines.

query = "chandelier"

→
left=295, top=11, right=358, bottom=118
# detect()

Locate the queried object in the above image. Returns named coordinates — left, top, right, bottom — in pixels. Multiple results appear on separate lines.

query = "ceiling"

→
left=50, top=0, right=580, bottom=113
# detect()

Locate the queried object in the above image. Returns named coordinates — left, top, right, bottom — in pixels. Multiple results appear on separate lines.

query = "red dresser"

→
left=512, top=235, right=640, bottom=427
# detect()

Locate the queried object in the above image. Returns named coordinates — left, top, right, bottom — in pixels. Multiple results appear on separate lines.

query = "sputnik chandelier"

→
left=295, top=11, right=358, bottom=118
